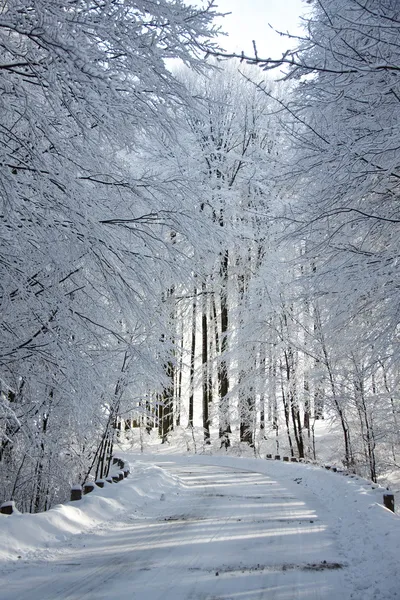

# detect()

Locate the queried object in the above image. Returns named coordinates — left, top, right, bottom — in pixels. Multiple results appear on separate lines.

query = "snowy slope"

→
left=0, top=454, right=399, bottom=599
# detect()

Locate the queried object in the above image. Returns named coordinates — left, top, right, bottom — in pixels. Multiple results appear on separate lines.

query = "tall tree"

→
left=0, top=0, right=221, bottom=510
left=244, top=0, right=400, bottom=471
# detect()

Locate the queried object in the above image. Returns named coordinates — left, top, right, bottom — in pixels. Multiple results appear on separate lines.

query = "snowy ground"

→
left=0, top=452, right=399, bottom=599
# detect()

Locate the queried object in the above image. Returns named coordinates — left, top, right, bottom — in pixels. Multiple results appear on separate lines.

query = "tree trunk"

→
left=218, top=250, right=231, bottom=448
left=188, top=286, right=197, bottom=429
left=202, top=281, right=211, bottom=444
left=176, top=319, right=184, bottom=428
left=314, top=304, right=353, bottom=467
left=259, top=344, right=267, bottom=434
left=159, top=286, right=175, bottom=443
left=353, top=364, right=377, bottom=482
left=280, top=358, right=294, bottom=457
left=93, top=351, right=129, bottom=480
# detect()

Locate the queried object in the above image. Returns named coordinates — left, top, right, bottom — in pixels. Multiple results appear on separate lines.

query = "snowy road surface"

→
left=1, top=455, right=399, bottom=599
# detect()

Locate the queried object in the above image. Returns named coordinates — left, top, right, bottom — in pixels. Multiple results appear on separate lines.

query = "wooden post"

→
left=283, top=456, right=289, bottom=462
left=274, top=455, right=281, bottom=460
left=106, top=477, right=113, bottom=484
left=291, top=457, right=298, bottom=462
left=266, top=454, right=272, bottom=459
left=83, top=483, right=95, bottom=495
left=383, top=493, right=395, bottom=513
left=112, top=475, right=120, bottom=483
left=123, top=470, right=129, bottom=478
left=0, top=501, right=16, bottom=515
left=70, top=486, right=82, bottom=501
left=95, top=479, right=105, bottom=488
left=118, top=471, right=124, bottom=481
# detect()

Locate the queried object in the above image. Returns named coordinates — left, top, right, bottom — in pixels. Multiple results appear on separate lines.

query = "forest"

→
left=1, top=0, right=399, bottom=512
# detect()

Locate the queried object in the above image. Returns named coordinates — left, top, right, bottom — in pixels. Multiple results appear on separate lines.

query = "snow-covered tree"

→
left=241, top=0, right=400, bottom=473
left=0, top=0, right=222, bottom=511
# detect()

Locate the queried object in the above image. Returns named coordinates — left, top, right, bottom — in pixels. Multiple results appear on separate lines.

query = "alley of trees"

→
left=1, top=0, right=400, bottom=512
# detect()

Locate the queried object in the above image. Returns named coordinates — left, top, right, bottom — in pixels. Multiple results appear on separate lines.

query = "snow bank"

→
left=0, top=463, right=180, bottom=563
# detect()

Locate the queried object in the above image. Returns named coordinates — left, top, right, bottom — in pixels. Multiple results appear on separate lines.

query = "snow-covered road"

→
left=1, top=455, right=399, bottom=599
